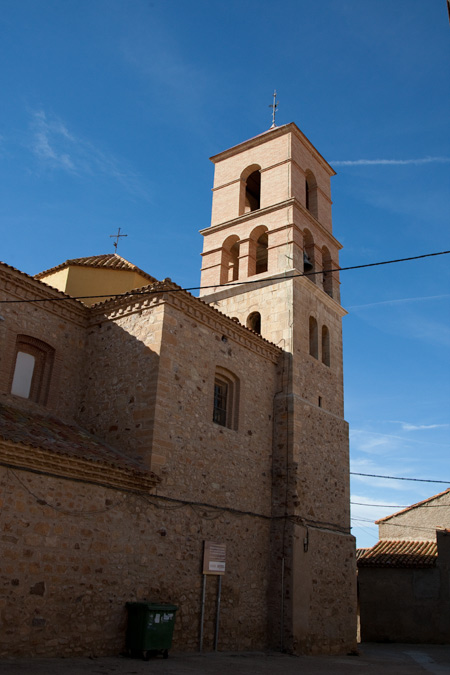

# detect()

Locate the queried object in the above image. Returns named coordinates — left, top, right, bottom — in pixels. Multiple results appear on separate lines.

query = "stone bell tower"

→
left=200, top=123, right=356, bottom=654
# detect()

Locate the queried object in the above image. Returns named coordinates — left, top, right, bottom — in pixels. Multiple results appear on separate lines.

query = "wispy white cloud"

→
left=351, top=428, right=448, bottom=451
left=400, top=422, right=449, bottom=432
left=332, top=157, right=450, bottom=167
left=347, top=294, right=450, bottom=311
left=29, top=110, right=151, bottom=200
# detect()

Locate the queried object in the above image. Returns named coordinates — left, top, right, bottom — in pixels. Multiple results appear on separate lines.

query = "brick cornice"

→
left=0, top=265, right=87, bottom=326
left=88, top=284, right=281, bottom=363
left=0, top=439, right=160, bottom=493
left=210, top=123, right=335, bottom=177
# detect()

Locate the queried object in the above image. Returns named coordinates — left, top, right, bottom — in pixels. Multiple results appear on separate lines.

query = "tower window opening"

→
left=247, top=311, right=261, bottom=334
left=304, top=170, right=318, bottom=219
left=322, top=246, right=333, bottom=297
left=309, top=317, right=318, bottom=359
left=244, top=170, right=261, bottom=213
left=255, top=232, right=268, bottom=274
left=322, top=326, right=330, bottom=367
left=220, top=235, right=240, bottom=284
left=303, top=229, right=315, bottom=282
left=229, top=241, right=239, bottom=281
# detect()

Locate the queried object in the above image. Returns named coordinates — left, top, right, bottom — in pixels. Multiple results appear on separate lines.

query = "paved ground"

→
left=1, top=645, right=450, bottom=675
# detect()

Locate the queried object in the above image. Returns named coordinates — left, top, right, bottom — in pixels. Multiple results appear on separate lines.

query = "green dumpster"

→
left=125, top=602, right=178, bottom=660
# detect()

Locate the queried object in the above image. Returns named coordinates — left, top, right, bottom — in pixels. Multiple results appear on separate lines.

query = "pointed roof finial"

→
left=269, top=90, right=279, bottom=129
left=109, top=227, right=128, bottom=252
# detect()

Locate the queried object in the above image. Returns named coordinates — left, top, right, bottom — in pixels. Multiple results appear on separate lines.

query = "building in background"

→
left=357, top=489, right=450, bottom=643
left=0, top=123, right=356, bottom=657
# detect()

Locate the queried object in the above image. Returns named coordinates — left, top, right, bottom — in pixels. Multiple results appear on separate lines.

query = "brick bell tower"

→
left=200, top=123, right=357, bottom=654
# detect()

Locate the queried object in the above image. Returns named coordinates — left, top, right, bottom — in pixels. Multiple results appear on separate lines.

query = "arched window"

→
left=10, top=335, right=55, bottom=405
left=309, top=317, right=318, bottom=359
left=305, top=170, right=318, bottom=219
left=240, top=165, right=261, bottom=215
left=303, top=229, right=315, bottom=282
left=322, top=326, right=330, bottom=366
left=247, top=311, right=261, bottom=334
left=220, top=235, right=240, bottom=283
left=213, top=366, right=239, bottom=430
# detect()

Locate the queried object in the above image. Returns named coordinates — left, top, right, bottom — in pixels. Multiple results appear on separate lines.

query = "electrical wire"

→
left=1, top=249, right=449, bottom=304
left=351, top=472, right=450, bottom=484
left=351, top=501, right=449, bottom=508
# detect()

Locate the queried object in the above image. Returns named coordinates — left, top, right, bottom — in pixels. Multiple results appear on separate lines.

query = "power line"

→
left=351, top=472, right=450, bottom=485
left=351, top=501, right=449, bottom=508
left=1, top=249, right=449, bottom=305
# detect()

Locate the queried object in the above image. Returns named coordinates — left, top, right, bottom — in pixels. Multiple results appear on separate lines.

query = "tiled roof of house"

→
left=0, top=400, right=156, bottom=478
left=35, top=254, right=157, bottom=283
left=376, top=487, right=450, bottom=524
left=356, top=539, right=437, bottom=568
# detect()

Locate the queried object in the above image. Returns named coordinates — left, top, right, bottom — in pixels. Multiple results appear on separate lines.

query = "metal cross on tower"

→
left=110, top=227, right=128, bottom=252
left=269, top=90, right=279, bottom=128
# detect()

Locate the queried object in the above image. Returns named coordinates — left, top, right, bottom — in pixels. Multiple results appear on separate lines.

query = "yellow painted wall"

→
left=41, top=267, right=150, bottom=305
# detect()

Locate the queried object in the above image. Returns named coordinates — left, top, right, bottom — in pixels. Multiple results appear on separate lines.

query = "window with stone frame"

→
left=10, top=335, right=55, bottom=405
left=213, top=367, right=239, bottom=430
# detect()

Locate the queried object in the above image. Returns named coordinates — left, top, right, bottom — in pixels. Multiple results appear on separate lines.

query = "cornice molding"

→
left=0, top=439, right=160, bottom=493
left=0, top=266, right=87, bottom=326
left=199, top=198, right=342, bottom=251
left=88, top=283, right=281, bottom=363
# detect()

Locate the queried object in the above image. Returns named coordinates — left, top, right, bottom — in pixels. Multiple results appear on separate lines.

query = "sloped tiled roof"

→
left=357, top=539, right=437, bottom=568
left=35, top=254, right=157, bottom=283
left=0, top=400, right=155, bottom=477
left=376, top=488, right=450, bottom=524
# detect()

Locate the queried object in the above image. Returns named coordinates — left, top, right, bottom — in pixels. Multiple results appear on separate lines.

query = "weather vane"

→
left=269, top=90, right=279, bottom=128
left=110, top=227, right=128, bottom=252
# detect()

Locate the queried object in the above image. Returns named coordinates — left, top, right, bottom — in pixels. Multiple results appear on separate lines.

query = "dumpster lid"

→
left=126, top=601, right=178, bottom=611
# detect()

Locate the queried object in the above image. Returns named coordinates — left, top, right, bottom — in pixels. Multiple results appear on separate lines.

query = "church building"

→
left=0, top=123, right=357, bottom=657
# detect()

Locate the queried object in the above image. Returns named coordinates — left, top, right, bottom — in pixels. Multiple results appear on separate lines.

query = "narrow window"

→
left=10, top=335, right=55, bottom=405
left=309, top=317, right=318, bottom=359
left=213, top=379, right=228, bottom=427
left=247, top=311, right=261, bottom=334
left=322, top=326, right=330, bottom=366
left=213, top=367, right=239, bottom=430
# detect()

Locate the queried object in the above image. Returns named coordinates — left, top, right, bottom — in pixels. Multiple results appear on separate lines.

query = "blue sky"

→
left=1, top=0, right=449, bottom=547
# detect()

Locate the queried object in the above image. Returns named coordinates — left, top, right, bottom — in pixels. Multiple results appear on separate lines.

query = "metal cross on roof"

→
left=269, top=90, right=279, bottom=128
left=109, top=227, right=128, bottom=252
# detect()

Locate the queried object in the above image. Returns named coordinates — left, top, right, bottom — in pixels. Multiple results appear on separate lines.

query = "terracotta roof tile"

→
left=35, top=254, right=157, bottom=283
left=357, top=539, right=437, bottom=568
left=0, top=401, right=154, bottom=477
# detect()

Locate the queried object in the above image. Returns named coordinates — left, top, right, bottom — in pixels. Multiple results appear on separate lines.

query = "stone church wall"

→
left=0, top=465, right=272, bottom=656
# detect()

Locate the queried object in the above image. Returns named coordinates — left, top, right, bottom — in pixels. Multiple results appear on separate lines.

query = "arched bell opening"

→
left=239, top=165, right=261, bottom=215
left=303, top=229, right=315, bottom=282
left=322, top=246, right=333, bottom=297
left=220, top=235, right=240, bottom=284
left=305, top=170, right=318, bottom=219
